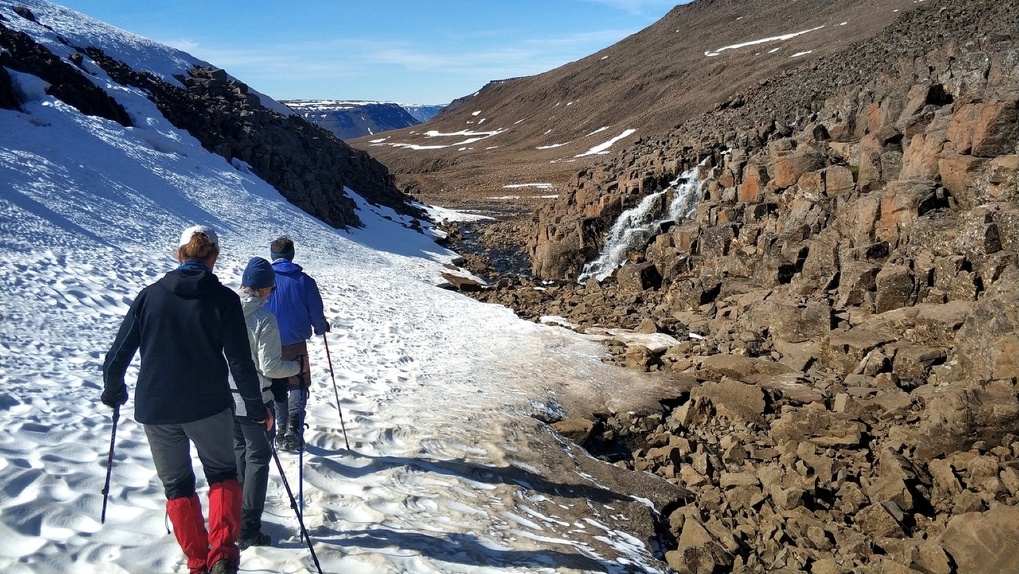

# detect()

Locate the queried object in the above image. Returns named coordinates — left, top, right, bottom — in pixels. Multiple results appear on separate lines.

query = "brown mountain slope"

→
left=350, top=0, right=922, bottom=212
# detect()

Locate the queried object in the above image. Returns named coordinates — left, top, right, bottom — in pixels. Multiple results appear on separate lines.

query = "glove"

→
left=101, top=384, right=128, bottom=408
left=247, top=403, right=270, bottom=425
left=270, top=377, right=289, bottom=403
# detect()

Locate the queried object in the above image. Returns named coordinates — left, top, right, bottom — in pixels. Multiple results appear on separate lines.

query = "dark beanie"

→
left=242, top=257, right=276, bottom=289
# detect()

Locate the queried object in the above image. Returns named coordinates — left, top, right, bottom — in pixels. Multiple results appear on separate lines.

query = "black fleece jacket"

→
left=103, top=265, right=265, bottom=425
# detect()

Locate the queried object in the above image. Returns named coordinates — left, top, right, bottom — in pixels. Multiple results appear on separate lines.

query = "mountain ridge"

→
left=283, top=99, right=446, bottom=140
left=350, top=0, right=927, bottom=211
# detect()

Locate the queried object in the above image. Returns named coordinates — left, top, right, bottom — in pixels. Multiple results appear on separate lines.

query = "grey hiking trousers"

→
left=144, top=407, right=237, bottom=500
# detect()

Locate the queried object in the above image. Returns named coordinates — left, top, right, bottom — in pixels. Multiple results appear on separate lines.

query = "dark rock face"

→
left=0, top=22, right=129, bottom=124
left=1, top=11, right=418, bottom=230
left=0, top=65, right=20, bottom=111
left=82, top=52, right=418, bottom=229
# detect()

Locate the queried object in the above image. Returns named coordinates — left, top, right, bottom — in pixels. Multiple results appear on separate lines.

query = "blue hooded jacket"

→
left=265, top=259, right=328, bottom=345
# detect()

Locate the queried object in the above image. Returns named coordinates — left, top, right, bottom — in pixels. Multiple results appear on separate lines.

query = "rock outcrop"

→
left=1, top=10, right=419, bottom=229
left=460, top=1, right=1019, bottom=571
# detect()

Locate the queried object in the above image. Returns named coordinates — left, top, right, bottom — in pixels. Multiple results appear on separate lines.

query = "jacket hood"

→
left=238, top=290, right=262, bottom=317
left=159, top=267, right=220, bottom=298
left=271, top=259, right=303, bottom=274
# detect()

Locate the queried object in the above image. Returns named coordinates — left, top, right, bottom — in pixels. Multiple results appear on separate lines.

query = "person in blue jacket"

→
left=265, top=236, right=328, bottom=452
left=102, top=225, right=270, bottom=574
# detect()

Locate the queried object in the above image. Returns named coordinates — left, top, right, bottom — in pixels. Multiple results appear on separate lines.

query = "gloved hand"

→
left=248, top=404, right=273, bottom=431
left=270, top=377, right=288, bottom=403
left=291, top=354, right=310, bottom=387
left=101, top=384, right=128, bottom=408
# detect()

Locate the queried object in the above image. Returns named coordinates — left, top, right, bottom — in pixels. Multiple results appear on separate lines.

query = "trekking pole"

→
left=265, top=428, right=323, bottom=574
left=322, top=334, right=351, bottom=450
left=298, top=389, right=305, bottom=534
left=101, top=405, right=120, bottom=523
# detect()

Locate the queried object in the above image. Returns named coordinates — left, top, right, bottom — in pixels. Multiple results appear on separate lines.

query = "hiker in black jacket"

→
left=102, top=225, right=270, bottom=574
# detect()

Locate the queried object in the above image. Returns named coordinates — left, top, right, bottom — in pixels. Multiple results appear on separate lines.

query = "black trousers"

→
left=232, top=406, right=274, bottom=534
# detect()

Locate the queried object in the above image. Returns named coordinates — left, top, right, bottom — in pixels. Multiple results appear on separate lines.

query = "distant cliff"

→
left=401, top=103, right=445, bottom=123
left=283, top=100, right=446, bottom=140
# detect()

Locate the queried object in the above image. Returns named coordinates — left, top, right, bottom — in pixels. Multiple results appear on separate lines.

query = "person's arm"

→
left=305, top=275, right=329, bottom=336
left=101, top=296, right=143, bottom=407
left=222, top=293, right=268, bottom=421
left=256, top=314, right=301, bottom=379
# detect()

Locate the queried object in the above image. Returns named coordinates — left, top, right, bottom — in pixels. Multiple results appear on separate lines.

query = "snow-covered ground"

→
left=0, top=2, right=676, bottom=573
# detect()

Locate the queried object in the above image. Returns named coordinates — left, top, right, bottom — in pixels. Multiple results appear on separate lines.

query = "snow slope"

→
left=0, top=2, right=675, bottom=572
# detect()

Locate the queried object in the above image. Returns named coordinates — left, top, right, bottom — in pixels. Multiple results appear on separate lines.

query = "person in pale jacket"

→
left=230, top=257, right=302, bottom=549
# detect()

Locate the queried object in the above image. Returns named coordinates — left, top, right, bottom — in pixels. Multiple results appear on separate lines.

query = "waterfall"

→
left=577, top=161, right=711, bottom=284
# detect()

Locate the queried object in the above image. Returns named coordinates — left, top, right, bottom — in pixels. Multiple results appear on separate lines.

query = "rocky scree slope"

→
left=351, top=0, right=926, bottom=215
left=0, top=7, right=418, bottom=229
left=466, top=0, right=1019, bottom=572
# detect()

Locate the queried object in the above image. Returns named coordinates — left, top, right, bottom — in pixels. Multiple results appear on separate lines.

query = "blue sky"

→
left=57, top=0, right=681, bottom=105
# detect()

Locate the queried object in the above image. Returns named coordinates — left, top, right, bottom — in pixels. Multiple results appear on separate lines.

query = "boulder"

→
left=900, top=114, right=950, bottom=181
left=875, top=181, right=941, bottom=246
left=874, top=263, right=915, bottom=313
left=938, top=153, right=987, bottom=209
left=551, top=418, right=595, bottom=446
left=888, top=343, right=946, bottom=385
left=946, top=100, right=1019, bottom=158
left=739, top=163, right=768, bottom=202
left=665, top=517, right=734, bottom=574
left=770, top=405, right=866, bottom=448
left=953, top=277, right=1019, bottom=382
left=939, top=505, right=1019, bottom=574
left=821, top=322, right=900, bottom=376
left=837, top=262, right=880, bottom=308
left=757, top=298, right=833, bottom=344
left=690, top=377, right=767, bottom=424
left=855, top=502, right=906, bottom=538
left=616, top=261, right=663, bottom=293
left=823, top=165, right=856, bottom=197
left=439, top=272, right=484, bottom=292
left=769, top=141, right=825, bottom=190
left=864, top=448, right=931, bottom=512
left=912, top=380, right=1019, bottom=460
left=986, top=155, right=1019, bottom=202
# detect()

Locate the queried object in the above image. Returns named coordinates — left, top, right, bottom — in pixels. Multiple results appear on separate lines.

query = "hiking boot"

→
left=208, top=559, right=237, bottom=574
left=237, top=531, right=271, bottom=550
left=280, top=431, right=300, bottom=452
left=281, top=419, right=303, bottom=452
left=274, top=433, right=287, bottom=450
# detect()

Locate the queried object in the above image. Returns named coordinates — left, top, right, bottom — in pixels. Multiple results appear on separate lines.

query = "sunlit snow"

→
left=0, top=1, right=675, bottom=573
left=574, top=129, right=638, bottom=158
left=704, top=25, right=826, bottom=57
